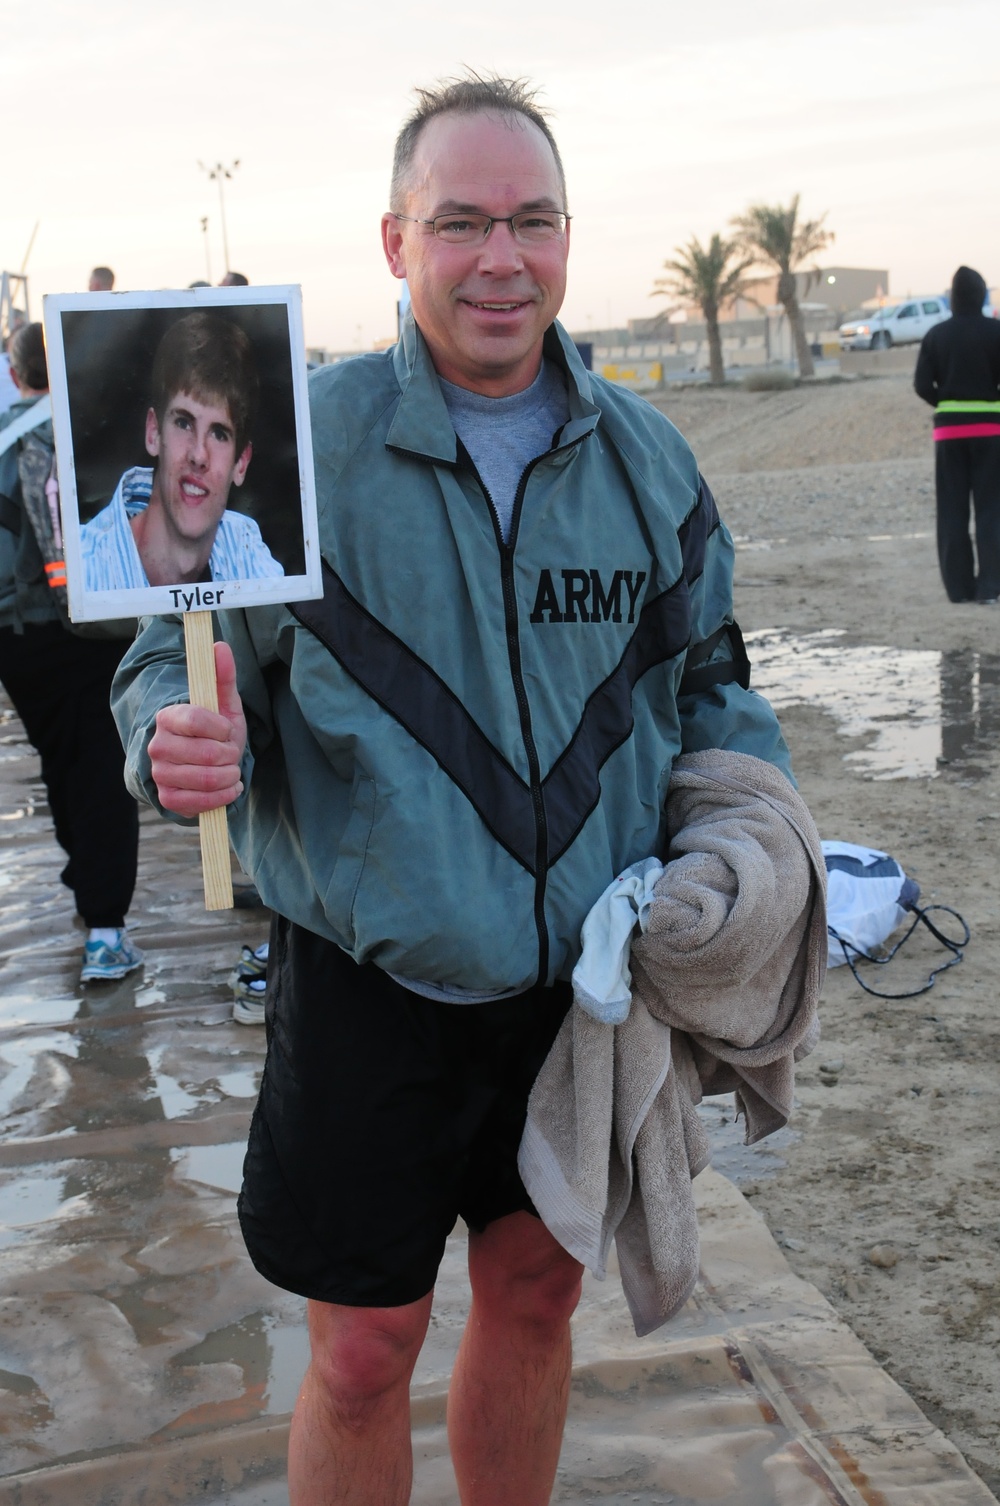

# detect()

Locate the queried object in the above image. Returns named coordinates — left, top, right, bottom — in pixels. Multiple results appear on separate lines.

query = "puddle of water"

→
left=0, top=994, right=82, bottom=1029
left=134, top=985, right=168, bottom=1010
left=217, top=1070, right=259, bottom=1100
left=154, top=1073, right=202, bottom=1120
left=0, top=1169, right=91, bottom=1247
left=264, top=1316, right=309, bottom=1412
left=0, top=1033, right=80, bottom=1122
left=697, top=1097, right=796, bottom=1185
left=167, top=1310, right=308, bottom=1417
left=145, top=1043, right=204, bottom=1120
left=74, top=973, right=149, bottom=1022
left=747, top=630, right=1000, bottom=779
left=866, top=532, right=932, bottom=542
left=141, top=1048, right=259, bottom=1120
left=939, top=646, right=1000, bottom=769
left=171, top=1142, right=246, bottom=1194
left=735, top=532, right=933, bottom=549
left=733, top=536, right=787, bottom=552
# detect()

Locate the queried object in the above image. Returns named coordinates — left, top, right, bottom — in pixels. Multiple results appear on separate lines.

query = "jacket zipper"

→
left=463, top=450, right=552, bottom=986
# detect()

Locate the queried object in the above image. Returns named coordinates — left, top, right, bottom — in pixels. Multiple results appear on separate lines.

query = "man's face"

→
left=382, top=111, right=570, bottom=396
left=145, top=391, right=251, bottom=549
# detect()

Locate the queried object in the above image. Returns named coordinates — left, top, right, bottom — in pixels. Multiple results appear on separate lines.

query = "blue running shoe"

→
left=80, top=929, right=145, bottom=983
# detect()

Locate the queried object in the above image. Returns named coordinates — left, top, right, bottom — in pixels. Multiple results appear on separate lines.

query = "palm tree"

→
left=731, top=195, right=833, bottom=377
left=652, top=233, right=753, bottom=385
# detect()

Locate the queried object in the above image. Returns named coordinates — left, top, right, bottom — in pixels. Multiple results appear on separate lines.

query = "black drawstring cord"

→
left=828, top=903, right=970, bottom=1000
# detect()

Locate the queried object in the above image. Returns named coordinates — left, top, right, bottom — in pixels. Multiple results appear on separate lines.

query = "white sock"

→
left=88, top=927, right=123, bottom=948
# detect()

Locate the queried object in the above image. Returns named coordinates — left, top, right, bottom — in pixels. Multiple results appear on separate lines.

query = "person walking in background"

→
left=915, top=265, right=1000, bottom=603
left=220, top=271, right=249, bottom=286
left=0, top=323, right=142, bottom=983
left=88, top=266, right=115, bottom=292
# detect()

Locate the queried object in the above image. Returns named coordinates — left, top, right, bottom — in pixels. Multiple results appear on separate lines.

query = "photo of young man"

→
left=80, top=312, right=283, bottom=590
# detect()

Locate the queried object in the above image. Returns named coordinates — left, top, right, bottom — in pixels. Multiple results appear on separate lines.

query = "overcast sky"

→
left=6, top=0, right=999, bottom=349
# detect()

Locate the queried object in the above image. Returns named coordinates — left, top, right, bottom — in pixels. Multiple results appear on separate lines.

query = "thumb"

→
left=213, top=640, right=244, bottom=725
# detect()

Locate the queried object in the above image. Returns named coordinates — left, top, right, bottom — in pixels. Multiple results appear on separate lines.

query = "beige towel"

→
left=519, top=749, right=827, bottom=1336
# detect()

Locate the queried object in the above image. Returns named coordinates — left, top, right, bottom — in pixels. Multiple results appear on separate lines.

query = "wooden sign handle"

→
left=183, top=611, right=234, bottom=911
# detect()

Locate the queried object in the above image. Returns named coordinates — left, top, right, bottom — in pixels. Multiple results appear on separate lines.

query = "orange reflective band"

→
left=45, top=560, right=67, bottom=588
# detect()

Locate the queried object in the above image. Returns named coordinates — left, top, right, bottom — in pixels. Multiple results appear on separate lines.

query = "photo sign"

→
left=42, top=285, right=321, bottom=909
left=43, top=284, right=321, bottom=622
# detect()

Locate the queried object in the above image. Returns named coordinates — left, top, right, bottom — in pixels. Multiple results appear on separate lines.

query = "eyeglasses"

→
left=392, top=210, right=570, bottom=245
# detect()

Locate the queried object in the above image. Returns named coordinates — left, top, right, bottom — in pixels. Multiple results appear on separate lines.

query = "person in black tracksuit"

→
left=915, top=265, right=1000, bottom=603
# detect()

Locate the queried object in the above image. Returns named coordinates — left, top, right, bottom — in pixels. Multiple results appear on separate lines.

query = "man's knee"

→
left=469, top=1213, right=583, bottom=1333
left=516, top=1252, right=583, bottom=1333
left=306, top=1296, right=431, bottom=1421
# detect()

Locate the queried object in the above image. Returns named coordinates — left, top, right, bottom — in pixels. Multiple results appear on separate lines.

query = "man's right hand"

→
left=148, top=641, right=248, bottom=817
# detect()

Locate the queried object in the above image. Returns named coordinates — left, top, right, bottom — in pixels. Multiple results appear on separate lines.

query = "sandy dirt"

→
left=650, top=372, right=1000, bottom=1493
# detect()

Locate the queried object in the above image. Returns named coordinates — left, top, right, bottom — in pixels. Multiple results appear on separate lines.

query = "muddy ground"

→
left=651, top=372, right=1000, bottom=1493
left=2, top=368, right=996, bottom=1500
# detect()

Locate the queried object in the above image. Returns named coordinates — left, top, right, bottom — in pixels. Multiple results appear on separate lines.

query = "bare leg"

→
left=288, top=1292, right=433, bottom=1506
left=448, top=1211, right=583, bottom=1506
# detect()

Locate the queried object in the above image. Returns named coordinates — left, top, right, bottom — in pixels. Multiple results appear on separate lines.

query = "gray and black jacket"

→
left=113, top=319, right=790, bottom=992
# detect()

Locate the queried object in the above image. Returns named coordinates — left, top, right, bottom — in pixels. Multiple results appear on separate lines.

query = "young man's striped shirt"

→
left=80, top=467, right=283, bottom=592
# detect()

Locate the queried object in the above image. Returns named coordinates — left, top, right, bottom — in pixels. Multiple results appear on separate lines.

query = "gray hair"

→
left=389, top=73, right=567, bottom=213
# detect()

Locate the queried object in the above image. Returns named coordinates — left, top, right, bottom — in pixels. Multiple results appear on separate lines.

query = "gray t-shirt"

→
left=388, top=358, right=571, bottom=1004
left=439, top=358, right=570, bottom=543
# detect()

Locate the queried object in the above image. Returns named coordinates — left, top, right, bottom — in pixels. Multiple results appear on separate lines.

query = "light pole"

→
left=200, top=216, right=211, bottom=283
left=198, top=159, right=240, bottom=277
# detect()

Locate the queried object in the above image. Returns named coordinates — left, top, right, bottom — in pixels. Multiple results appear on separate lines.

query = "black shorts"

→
left=238, top=916, right=572, bottom=1308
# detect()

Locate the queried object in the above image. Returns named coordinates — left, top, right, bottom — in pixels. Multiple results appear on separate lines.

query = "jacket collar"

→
left=386, top=313, right=601, bottom=463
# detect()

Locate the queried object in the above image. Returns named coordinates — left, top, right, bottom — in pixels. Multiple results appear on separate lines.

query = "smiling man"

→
left=111, top=76, right=791, bottom=1505
left=382, top=108, right=569, bottom=396
left=81, top=312, right=283, bottom=591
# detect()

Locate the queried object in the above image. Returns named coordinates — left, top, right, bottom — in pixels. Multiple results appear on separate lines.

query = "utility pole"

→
left=198, top=160, right=240, bottom=276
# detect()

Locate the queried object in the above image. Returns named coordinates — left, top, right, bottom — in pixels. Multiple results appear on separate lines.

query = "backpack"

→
left=0, top=398, right=134, bottom=639
left=822, top=840, right=968, bottom=999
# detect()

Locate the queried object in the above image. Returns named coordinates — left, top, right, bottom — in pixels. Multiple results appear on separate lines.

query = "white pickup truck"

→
left=838, top=297, right=950, bottom=350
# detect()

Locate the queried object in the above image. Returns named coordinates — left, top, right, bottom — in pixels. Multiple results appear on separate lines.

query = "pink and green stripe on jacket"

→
left=933, top=400, right=1000, bottom=440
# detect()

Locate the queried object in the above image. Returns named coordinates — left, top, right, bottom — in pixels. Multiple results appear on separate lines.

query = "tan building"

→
left=724, top=266, right=889, bottom=322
